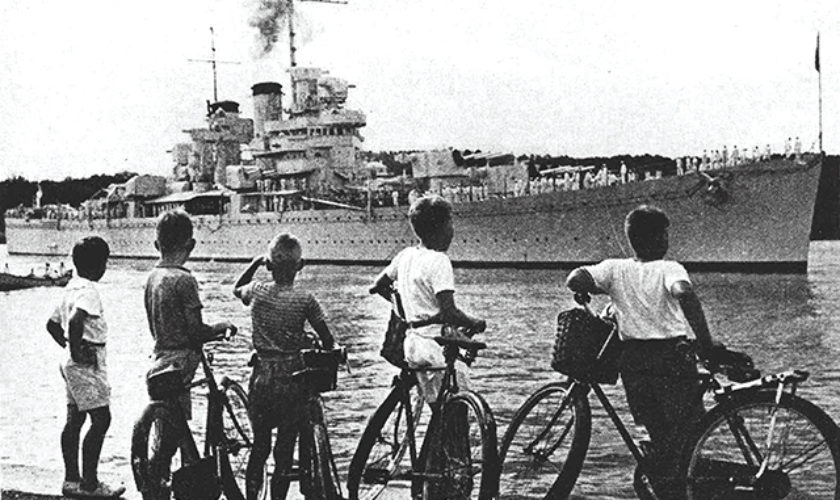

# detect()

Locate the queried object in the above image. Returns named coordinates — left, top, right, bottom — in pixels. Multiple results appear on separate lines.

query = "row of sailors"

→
left=420, top=167, right=653, bottom=204
left=676, top=137, right=808, bottom=175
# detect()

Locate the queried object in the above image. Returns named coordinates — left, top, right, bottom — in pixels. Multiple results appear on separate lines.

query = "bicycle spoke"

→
left=779, top=437, right=830, bottom=472
left=686, top=395, right=840, bottom=500
left=499, top=382, right=590, bottom=499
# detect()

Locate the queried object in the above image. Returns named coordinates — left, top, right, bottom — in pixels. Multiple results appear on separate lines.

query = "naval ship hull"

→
left=6, top=157, right=822, bottom=272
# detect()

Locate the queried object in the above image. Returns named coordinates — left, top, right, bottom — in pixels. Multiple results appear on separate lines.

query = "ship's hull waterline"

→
left=7, top=157, right=822, bottom=273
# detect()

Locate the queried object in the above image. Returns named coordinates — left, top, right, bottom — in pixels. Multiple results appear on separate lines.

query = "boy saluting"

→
left=233, top=233, right=338, bottom=500
left=566, top=205, right=718, bottom=497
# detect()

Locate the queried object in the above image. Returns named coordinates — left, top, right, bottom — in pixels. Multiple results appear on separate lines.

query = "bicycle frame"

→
left=700, top=368, right=810, bottom=481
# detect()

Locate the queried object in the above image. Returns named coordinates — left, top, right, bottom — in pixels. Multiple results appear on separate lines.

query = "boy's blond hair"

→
left=408, top=195, right=451, bottom=243
left=268, top=233, right=302, bottom=267
left=156, top=210, right=193, bottom=253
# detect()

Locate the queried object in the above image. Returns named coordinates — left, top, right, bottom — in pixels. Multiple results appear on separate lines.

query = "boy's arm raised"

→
left=671, top=280, right=715, bottom=355
left=233, top=255, right=264, bottom=302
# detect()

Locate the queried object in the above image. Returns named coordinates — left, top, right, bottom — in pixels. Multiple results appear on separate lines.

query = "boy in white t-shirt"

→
left=46, top=236, right=125, bottom=498
left=566, top=205, right=718, bottom=496
left=370, top=195, right=486, bottom=403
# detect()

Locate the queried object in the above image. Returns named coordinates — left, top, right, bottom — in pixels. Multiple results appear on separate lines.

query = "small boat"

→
left=0, top=271, right=72, bottom=292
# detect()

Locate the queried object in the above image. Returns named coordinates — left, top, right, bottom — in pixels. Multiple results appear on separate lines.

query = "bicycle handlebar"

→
left=700, top=346, right=761, bottom=382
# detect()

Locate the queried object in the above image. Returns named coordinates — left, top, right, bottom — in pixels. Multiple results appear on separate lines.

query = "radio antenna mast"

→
left=188, top=27, right=241, bottom=102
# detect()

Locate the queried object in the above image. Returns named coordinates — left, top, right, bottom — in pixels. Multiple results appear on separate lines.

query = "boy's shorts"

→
left=404, top=330, right=470, bottom=405
left=148, top=349, right=200, bottom=420
left=249, top=353, right=312, bottom=427
left=60, top=349, right=110, bottom=412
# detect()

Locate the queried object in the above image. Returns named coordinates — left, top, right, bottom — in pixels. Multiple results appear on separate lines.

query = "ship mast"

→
left=290, top=0, right=347, bottom=68
left=189, top=26, right=240, bottom=103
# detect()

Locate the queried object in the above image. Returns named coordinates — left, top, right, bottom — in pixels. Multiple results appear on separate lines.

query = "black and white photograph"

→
left=1, top=1, right=839, bottom=498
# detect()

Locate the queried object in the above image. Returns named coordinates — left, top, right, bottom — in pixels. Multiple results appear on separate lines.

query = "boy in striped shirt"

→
left=234, top=233, right=337, bottom=500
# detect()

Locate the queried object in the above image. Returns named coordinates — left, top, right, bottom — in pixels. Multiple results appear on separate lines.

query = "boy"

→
left=370, top=195, right=486, bottom=404
left=566, top=205, right=717, bottom=496
left=233, top=233, right=337, bottom=500
left=47, top=236, right=125, bottom=498
left=144, top=210, right=235, bottom=494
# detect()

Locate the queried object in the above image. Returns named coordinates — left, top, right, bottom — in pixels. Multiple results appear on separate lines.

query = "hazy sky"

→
left=0, top=0, right=837, bottom=181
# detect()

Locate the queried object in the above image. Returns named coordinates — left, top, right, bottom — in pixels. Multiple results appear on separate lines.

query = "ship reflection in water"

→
left=1, top=242, right=839, bottom=498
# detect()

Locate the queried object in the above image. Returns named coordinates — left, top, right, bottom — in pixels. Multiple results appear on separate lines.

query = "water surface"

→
left=2, top=242, right=839, bottom=498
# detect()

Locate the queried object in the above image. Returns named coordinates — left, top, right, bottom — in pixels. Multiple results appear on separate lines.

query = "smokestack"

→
left=252, top=82, right=283, bottom=139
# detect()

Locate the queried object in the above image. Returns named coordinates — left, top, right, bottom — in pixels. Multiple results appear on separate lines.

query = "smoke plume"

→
left=250, top=0, right=291, bottom=55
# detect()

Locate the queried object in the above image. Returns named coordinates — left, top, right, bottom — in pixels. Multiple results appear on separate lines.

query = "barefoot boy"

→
left=234, top=233, right=337, bottom=500
left=47, top=236, right=125, bottom=498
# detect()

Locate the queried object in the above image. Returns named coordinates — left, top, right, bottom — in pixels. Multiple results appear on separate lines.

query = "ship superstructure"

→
left=250, top=67, right=366, bottom=195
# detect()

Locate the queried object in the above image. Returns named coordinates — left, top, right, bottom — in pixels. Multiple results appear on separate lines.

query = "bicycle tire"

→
left=131, top=402, right=190, bottom=500
left=308, top=415, right=342, bottom=499
left=420, top=391, right=500, bottom=500
left=498, top=381, right=591, bottom=499
left=682, top=390, right=840, bottom=500
left=219, top=380, right=267, bottom=500
left=347, top=383, right=424, bottom=500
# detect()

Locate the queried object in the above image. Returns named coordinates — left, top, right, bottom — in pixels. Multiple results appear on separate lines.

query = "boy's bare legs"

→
left=80, top=407, right=111, bottom=491
left=246, top=421, right=272, bottom=500
left=271, top=424, right=299, bottom=500
left=61, top=404, right=85, bottom=483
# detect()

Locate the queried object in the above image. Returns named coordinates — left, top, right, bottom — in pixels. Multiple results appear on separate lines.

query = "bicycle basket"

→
left=146, top=368, right=185, bottom=401
left=300, top=349, right=345, bottom=393
left=551, top=307, right=622, bottom=384
left=172, top=457, right=221, bottom=500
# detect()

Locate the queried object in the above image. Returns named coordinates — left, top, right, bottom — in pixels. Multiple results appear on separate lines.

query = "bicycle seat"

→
left=434, top=334, right=486, bottom=351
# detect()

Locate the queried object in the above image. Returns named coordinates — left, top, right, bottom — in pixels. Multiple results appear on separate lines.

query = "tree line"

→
left=0, top=172, right=137, bottom=243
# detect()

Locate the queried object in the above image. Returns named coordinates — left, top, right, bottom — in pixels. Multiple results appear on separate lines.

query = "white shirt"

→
left=50, top=276, right=108, bottom=344
left=585, top=258, right=692, bottom=341
left=385, top=246, right=455, bottom=336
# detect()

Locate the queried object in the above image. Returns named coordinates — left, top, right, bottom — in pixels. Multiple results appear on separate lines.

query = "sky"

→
left=0, top=0, right=838, bottom=181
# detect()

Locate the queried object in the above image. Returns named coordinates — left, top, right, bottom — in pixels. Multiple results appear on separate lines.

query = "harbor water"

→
left=2, top=242, right=840, bottom=498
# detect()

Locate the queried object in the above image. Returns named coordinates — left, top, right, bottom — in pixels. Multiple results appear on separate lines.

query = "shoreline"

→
left=0, top=464, right=134, bottom=500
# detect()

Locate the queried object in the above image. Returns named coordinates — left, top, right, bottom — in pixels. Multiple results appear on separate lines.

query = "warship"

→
left=4, top=15, right=824, bottom=273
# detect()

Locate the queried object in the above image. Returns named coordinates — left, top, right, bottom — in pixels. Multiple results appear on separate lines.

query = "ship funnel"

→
left=252, top=82, right=283, bottom=139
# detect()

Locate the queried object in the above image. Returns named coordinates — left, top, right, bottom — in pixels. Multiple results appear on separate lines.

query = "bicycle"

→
left=347, top=326, right=500, bottom=500
left=131, top=334, right=261, bottom=500
left=252, top=346, right=348, bottom=500
left=498, top=297, right=840, bottom=499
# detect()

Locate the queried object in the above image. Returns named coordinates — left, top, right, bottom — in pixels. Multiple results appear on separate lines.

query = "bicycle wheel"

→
left=498, top=381, right=591, bottom=499
left=220, top=380, right=268, bottom=500
left=347, top=382, right=424, bottom=500
left=421, top=391, right=499, bottom=500
left=131, top=403, right=191, bottom=500
left=307, top=413, right=342, bottom=499
left=683, top=391, right=840, bottom=500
